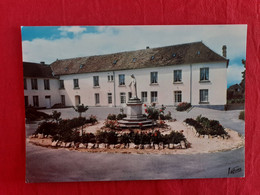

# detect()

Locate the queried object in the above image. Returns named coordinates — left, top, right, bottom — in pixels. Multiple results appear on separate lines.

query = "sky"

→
left=21, top=25, right=247, bottom=88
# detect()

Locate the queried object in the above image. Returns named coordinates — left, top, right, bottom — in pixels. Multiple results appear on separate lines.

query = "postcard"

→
left=22, top=25, right=246, bottom=182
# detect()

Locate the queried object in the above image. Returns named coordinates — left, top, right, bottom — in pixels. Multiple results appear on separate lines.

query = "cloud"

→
left=22, top=25, right=247, bottom=67
left=57, top=26, right=87, bottom=36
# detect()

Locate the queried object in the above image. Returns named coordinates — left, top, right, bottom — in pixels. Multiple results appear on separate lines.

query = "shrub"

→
left=96, top=131, right=108, bottom=143
left=106, top=131, right=118, bottom=145
left=88, top=115, right=98, bottom=124
left=239, top=111, right=245, bottom=120
left=25, top=107, right=50, bottom=121
left=107, top=114, right=117, bottom=120
left=35, top=121, right=58, bottom=136
left=104, top=119, right=119, bottom=129
left=120, top=133, right=130, bottom=145
left=145, top=104, right=166, bottom=120
left=116, top=113, right=127, bottom=120
left=168, top=131, right=186, bottom=144
left=176, top=102, right=191, bottom=111
left=151, top=130, right=163, bottom=144
left=82, top=133, right=96, bottom=143
left=164, top=111, right=172, bottom=120
left=186, top=116, right=227, bottom=136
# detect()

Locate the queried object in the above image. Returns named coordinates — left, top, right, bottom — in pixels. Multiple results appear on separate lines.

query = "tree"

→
left=73, top=104, right=88, bottom=118
left=51, top=110, right=61, bottom=123
left=240, top=59, right=246, bottom=93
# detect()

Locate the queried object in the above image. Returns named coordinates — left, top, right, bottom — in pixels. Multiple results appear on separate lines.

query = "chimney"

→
left=146, top=46, right=150, bottom=49
left=40, top=61, right=45, bottom=65
left=222, top=45, right=227, bottom=58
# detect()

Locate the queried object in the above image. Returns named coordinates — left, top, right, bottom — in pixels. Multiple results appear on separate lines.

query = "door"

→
left=45, top=96, right=51, bottom=108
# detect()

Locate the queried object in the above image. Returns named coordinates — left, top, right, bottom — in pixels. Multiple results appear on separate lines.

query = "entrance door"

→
left=45, top=96, right=51, bottom=108
left=75, top=95, right=81, bottom=106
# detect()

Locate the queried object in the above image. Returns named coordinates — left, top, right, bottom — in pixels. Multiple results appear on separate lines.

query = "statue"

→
left=129, top=74, right=138, bottom=99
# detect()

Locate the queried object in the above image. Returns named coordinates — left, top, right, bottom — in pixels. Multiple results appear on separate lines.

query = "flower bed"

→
left=184, top=116, right=227, bottom=136
left=45, top=129, right=188, bottom=150
left=176, top=102, right=191, bottom=111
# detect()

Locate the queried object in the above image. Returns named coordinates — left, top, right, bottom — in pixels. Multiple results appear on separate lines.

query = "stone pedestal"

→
left=118, top=98, right=153, bottom=128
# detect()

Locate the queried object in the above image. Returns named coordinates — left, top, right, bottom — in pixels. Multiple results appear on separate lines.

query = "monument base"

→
left=118, top=98, right=154, bottom=128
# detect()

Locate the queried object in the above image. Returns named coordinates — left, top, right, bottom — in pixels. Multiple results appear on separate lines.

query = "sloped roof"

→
left=50, top=41, right=228, bottom=76
left=23, top=62, right=55, bottom=78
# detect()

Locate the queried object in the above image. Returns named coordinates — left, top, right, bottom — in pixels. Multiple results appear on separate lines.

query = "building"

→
left=49, top=41, right=228, bottom=109
left=23, top=62, right=61, bottom=108
left=24, top=41, right=229, bottom=109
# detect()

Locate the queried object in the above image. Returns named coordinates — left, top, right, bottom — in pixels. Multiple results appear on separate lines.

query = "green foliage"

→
left=119, top=133, right=130, bottom=145
left=73, top=104, right=88, bottom=117
left=144, top=104, right=166, bottom=120
left=176, top=102, right=191, bottom=111
left=185, top=116, right=227, bottom=135
left=104, top=119, right=118, bottom=129
left=106, top=131, right=118, bottom=145
left=25, top=107, right=50, bottom=121
left=239, top=111, right=245, bottom=120
left=35, top=121, right=58, bottom=136
left=107, top=114, right=117, bottom=120
left=50, top=110, right=61, bottom=123
left=82, top=133, right=96, bottom=143
left=116, top=113, right=127, bottom=120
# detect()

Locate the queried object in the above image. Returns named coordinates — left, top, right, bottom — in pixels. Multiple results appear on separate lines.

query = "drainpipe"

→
left=113, top=71, right=116, bottom=107
left=190, top=64, right=192, bottom=104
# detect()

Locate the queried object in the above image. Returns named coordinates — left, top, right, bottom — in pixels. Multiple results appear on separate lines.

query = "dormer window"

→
left=113, top=60, right=118, bottom=64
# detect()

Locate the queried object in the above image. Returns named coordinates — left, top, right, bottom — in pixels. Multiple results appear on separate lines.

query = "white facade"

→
left=58, top=61, right=227, bottom=109
left=24, top=77, right=61, bottom=108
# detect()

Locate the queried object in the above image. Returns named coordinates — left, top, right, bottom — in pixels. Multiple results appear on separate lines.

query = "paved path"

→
left=26, top=107, right=245, bottom=182
left=26, top=143, right=244, bottom=183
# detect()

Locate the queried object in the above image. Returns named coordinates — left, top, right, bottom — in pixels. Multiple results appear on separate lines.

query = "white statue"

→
left=129, top=74, right=138, bottom=99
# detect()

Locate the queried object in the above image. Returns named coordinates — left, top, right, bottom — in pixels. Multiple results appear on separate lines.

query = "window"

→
left=73, top=79, right=79, bottom=88
left=141, top=91, right=147, bottom=103
left=128, top=92, right=132, bottom=100
left=61, top=95, right=65, bottom=105
left=119, top=74, right=125, bottom=86
left=200, top=68, right=209, bottom=81
left=95, top=93, right=100, bottom=104
left=120, top=92, right=126, bottom=104
left=24, top=96, right=28, bottom=107
left=200, top=89, right=209, bottom=103
left=108, top=75, right=114, bottom=82
left=33, top=96, right=39, bottom=107
left=44, top=79, right=50, bottom=90
left=174, top=91, right=182, bottom=103
left=24, top=78, right=27, bottom=90
left=59, top=80, right=65, bottom=89
left=108, top=93, right=112, bottom=104
left=174, top=70, right=182, bottom=82
left=93, top=76, right=99, bottom=87
left=150, top=72, right=158, bottom=84
left=31, top=78, right=38, bottom=90
left=151, top=91, right=158, bottom=103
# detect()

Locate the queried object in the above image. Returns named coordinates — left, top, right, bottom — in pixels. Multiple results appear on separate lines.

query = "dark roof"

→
left=23, top=62, right=55, bottom=78
left=50, top=41, right=228, bottom=76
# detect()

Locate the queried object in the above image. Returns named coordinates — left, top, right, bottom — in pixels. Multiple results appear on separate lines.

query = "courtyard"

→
left=26, top=106, right=245, bottom=182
